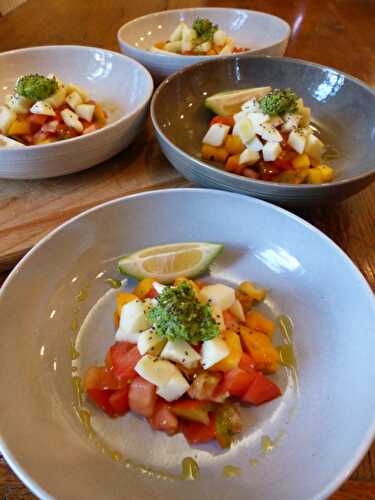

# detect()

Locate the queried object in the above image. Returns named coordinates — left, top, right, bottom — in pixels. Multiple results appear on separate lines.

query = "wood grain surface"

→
left=0, top=0, right=374, bottom=499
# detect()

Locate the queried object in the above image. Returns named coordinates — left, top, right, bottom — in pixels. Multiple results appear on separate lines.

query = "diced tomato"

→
left=110, top=342, right=141, bottom=380
left=145, top=287, right=158, bottom=299
left=171, top=399, right=214, bottom=425
left=32, top=130, right=50, bottom=143
left=242, top=372, right=281, bottom=405
left=223, top=310, right=241, bottom=332
left=82, top=123, right=99, bottom=135
left=41, top=120, right=59, bottom=134
left=84, top=366, right=124, bottom=391
left=273, top=158, right=292, bottom=171
left=222, top=367, right=256, bottom=397
left=22, top=134, right=35, bottom=145
left=209, top=115, right=235, bottom=127
left=188, top=372, right=221, bottom=400
left=182, top=415, right=216, bottom=444
left=109, top=386, right=130, bottom=416
left=27, top=114, right=49, bottom=125
left=149, top=399, right=178, bottom=434
left=87, top=388, right=115, bottom=417
left=128, top=377, right=156, bottom=418
left=239, top=353, right=256, bottom=373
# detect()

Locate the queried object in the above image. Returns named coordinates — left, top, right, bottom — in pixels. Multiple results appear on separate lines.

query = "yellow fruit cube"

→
left=246, top=311, right=275, bottom=337
left=292, top=153, right=310, bottom=169
left=201, top=144, right=229, bottom=163
left=239, top=326, right=279, bottom=373
left=317, top=165, right=334, bottom=182
left=224, top=134, right=246, bottom=155
left=132, top=278, right=155, bottom=299
left=210, top=329, right=242, bottom=371
left=116, top=292, right=138, bottom=315
left=239, top=281, right=266, bottom=301
left=8, top=119, right=31, bottom=135
left=307, top=167, right=323, bottom=184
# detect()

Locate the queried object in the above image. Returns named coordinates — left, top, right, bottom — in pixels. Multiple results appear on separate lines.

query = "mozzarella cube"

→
left=61, top=109, right=83, bottom=132
left=200, top=283, right=236, bottom=310
left=241, top=98, right=260, bottom=113
left=160, top=339, right=201, bottom=368
left=268, top=115, right=283, bottom=127
left=201, top=337, right=230, bottom=369
left=156, top=372, right=190, bottom=402
left=202, top=123, right=230, bottom=147
left=195, top=41, right=212, bottom=52
left=211, top=304, right=226, bottom=332
left=30, top=101, right=56, bottom=116
left=183, top=27, right=197, bottom=42
left=219, top=45, right=232, bottom=55
left=248, top=112, right=270, bottom=134
left=259, top=123, right=283, bottom=142
left=246, top=136, right=263, bottom=152
left=213, top=29, right=227, bottom=46
left=135, top=355, right=178, bottom=387
left=305, top=134, right=324, bottom=160
left=230, top=299, right=245, bottom=322
left=0, top=106, right=17, bottom=134
left=262, top=141, right=282, bottom=161
left=239, top=148, right=260, bottom=165
left=116, top=298, right=149, bottom=343
left=44, top=85, right=67, bottom=108
left=66, top=83, right=89, bottom=102
left=233, top=110, right=247, bottom=123
left=238, top=117, right=255, bottom=144
left=181, top=39, right=193, bottom=52
left=5, top=94, right=32, bottom=114
left=164, top=41, right=182, bottom=53
left=170, top=22, right=187, bottom=41
left=282, top=113, right=301, bottom=132
left=224, top=36, right=234, bottom=50
left=300, top=106, right=311, bottom=127
left=232, top=122, right=240, bottom=136
left=65, top=91, right=82, bottom=110
left=76, top=104, right=95, bottom=122
left=288, top=129, right=306, bottom=154
left=137, top=328, right=165, bottom=356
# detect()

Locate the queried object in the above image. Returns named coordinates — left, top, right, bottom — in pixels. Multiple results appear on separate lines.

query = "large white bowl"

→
left=0, top=45, right=153, bottom=179
left=118, top=8, right=290, bottom=81
left=0, top=188, right=375, bottom=500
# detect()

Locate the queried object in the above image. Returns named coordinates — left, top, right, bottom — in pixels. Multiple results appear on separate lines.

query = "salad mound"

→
left=84, top=277, right=282, bottom=448
left=0, top=73, right=107, bottom=146
left=201, top=86, right=335, bottom=185
left=151, top=18, right=248, bottom=56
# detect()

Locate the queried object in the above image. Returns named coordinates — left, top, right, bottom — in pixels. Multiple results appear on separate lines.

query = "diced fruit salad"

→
left=0, top=74, right=107, bottom=145
left=201, top=87, right=335, bottom=184
left=84, top=277, right=282, bottom=448
left=151, top=18, right=248, bottom=56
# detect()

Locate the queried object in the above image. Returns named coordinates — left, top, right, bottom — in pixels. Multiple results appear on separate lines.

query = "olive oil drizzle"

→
left=181, top=457, right=200, bottom=480
left=222, top=465, right=241, bottom=478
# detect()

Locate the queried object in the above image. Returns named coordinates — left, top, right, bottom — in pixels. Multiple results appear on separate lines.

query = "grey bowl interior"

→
left=152, top=56, right=375, bottom=205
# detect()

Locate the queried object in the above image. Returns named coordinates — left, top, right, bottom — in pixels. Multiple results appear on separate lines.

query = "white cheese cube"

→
left=305, top=133, right=324, bottom=160
left=200, top=283, right=236, bottom=310
left=44, top=85, right=67, bottom=108
left=262, top=141, right=282, bottom=161
left=195, top=41, right=212, bottom=52
left=241, top=97, right=260, bottom=113
left=232, top=122, right=240, bottom=136
left=66, top=83, right=89, bottom=102
left=0, top=106, right=17, bottom=134
left=219, top=45, right=232, bottom=55
left=164, top=41, right=182, bottom=52
left=248, top=111, right=270, bottom=134
left=170, top=22, right=187, bottom=41
left=5, top=94, right=32, bottom=114
left=76, top=104, right=95, bottom=122
left=135, top=355, right=178, bottom=387
left=238, top=117, right=255, bottom=144
left=300, top=106, right=311, bottom=127
left=181, top=39, right=193, bottom=52
left=268, top=115, right=283, bottom=127
left=213, top=29, right=227, bottom=46
left=259, top=123, right=283, bottom=142
left=282, top=113, right=301, bottom=132
left=137, top=328, right=165, bottom=355
left=230, top=299, right=245, bottom=322
left=246, top=136, right=263, bottom=152
left=201, top=337, right=230, bottom=369
left=152, top=281, right=168, bottom=295
left=160, top=339, right=201, bottom=368
left=202, top=123, right=230, bottom=147
left=224, top=36, right=234, bottom=50
left=156, top=372, right=190, bottom=402
left=115, top=298, right=149, bottom=343
left=61, top=109, right=84, bottom=132
left=30, top=101, right=56, bottom=116
left=233, top=110, right=247, bottom=123
left=288, top=129, right=306, bottom=154
left=239, top=148, right=260, bottom=165
left=211, top=304, right=226, bottom=332
left=182, top=27, right=197, bottom=42
left=65, top=91, right=82, bottom=110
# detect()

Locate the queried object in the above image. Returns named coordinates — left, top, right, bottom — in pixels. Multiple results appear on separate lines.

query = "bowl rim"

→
left=117, top=7, right=291, bottom=59
left=150, top=54, right=375, bottom=190
left=0, top=187, right=375, bottom=500
left=0, top=44, right=154, bottom=154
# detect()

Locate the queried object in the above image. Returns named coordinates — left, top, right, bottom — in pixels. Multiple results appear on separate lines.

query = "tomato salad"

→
left=0, top=74, right=107, bottom=146
left=84, top=277, right=281, bottom=448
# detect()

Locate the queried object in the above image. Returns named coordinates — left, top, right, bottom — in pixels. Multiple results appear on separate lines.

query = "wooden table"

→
left=0, top=0, right=374, bottom=498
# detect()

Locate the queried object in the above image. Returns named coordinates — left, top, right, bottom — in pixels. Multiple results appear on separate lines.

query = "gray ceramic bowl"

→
left=151, top=56, right=375, bottom=206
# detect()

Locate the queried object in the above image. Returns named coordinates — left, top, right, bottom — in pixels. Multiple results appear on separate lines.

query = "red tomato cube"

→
left=128, top=377, right=156, bottom=418
left=242, top=372, right=281, bottom=405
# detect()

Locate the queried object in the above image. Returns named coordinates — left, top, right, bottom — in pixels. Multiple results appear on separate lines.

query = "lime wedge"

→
left=118, top=242, right=223, bottom=284
left=205, top=87, right=271, bottom=117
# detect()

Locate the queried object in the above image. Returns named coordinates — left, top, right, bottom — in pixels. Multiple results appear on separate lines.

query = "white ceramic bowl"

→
left=117, top=8, right=290, bottom=81
left=0, top=45, right=153, bottom=179
left=0, top=188, right=375, bottom=500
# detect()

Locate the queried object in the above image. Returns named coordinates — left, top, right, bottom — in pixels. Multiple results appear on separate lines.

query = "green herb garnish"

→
left=16, top=74, right=58, bottom=101
left=192, top=17, right=218, bottom=42
left=147, top=282, right=219, bottom=344
left=259, top=88, right=299, bottom=116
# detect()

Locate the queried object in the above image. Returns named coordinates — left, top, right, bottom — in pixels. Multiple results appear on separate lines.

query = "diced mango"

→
left=210, top=329, right=243, bottom=372
left=225, top=154, right=241, bottom=172
left=292, top=153, right=310, bottom=169
left=239, top=326, right=279, bottom=374
left=94, top=103, right=106, bottom=126
left=8, top=119, right=31, bottom=135
left=235, top=289, right=253, bottom=313
left=132, top=278, right=155, bottom=299
left=224, top=134, right=246, bottom=155
left=246, top=311, right=275, bottom=337
left=116, top=291, right=138, bottom=315
left=317, top=165, right=334, bottom=182
left=201, top=143, right=229, bottom=163
left=306, top=167, right=323, bottom=184
left=114, top=310, right=120, bottom=328
left=239, top=281, right=266, bottom=302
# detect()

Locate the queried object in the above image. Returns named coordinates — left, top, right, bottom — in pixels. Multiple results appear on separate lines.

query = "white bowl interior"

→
left=0, top=189, right=374, bottom=500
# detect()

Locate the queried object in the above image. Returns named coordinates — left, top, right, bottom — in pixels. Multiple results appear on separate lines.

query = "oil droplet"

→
left=70, top=341, right=80, bottom=360
left=181, top=457, right=200, bottom=480
left=106, top=278, right=122, bottom=289
left=278, top=344, right=296, bottom=369
left=249, top=458, right=259, bottom=467
left=72, top=376, right=83, bottom=407
left=71, top=318, right=79, bottom=333
left=277, top=315, right=294, bottom=343
left=77, top=409, right=93, bottom=435
left=76, top=289, right=88, bottom=302
left=222, top=465, right=241, bottom=478
left=261, top=435, right=275, bottom=454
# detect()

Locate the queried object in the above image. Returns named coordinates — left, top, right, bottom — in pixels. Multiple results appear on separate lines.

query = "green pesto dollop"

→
left=147, top=282, right=219, bottom=344
left=192, top=17, right=218, bottom=42
left=259, top=88, right=299, bottom=117
left=16, top=74, right=58, bottom=101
